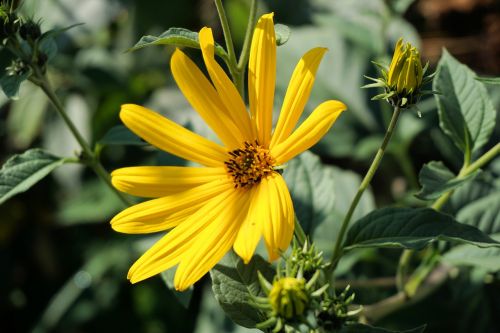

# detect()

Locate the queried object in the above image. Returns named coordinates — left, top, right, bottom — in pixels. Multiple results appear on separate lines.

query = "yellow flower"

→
left=110, top=13, right=346, bottom=291
left=387, top=38, right=423, bottom=95
left=269, top=277, right=309, bottom=319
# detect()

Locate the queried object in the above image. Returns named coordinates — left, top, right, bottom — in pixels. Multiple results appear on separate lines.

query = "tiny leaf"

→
left=344, top=207, right=500, bottom=251
left=0, top=149, right=68, bottom=205
left=210, top=252, right=274, bottom=328
left=416, top=161, right=480, bottom=200
left=275, top=23, right=291, bottom=46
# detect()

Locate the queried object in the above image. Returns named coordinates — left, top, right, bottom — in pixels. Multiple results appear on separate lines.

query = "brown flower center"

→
left=224, top=141, right=275, bottom=188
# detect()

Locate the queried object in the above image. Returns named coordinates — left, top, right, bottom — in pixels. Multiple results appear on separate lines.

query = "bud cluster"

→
left=363, top=38, right=436, bottom=109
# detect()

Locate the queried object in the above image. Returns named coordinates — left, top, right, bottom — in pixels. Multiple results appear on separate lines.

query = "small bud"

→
left=269, top=277, right=308, bottom=319
left=387, top=38, right=423, bottom=96
left=0, top=12, right=19, bottom=38
left=19, top=19, right=41, bottom=41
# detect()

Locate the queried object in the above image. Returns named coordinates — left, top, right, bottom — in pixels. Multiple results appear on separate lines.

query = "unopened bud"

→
left=387, top=38, right=423, bottom=95
left=19, top=20, right=41, bottom=41
left=269, top=277, right=308, bottom=319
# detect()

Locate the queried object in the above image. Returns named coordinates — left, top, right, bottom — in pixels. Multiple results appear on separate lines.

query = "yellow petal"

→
left=233, top=185, right=263, bottom=263
left=111, top=179, right=233, bottom=234
left=174, top=189, right=248, bottom=291
left=127, top=188, right=235, bottom=284
left=171, top=49, right=244, bottom=149
left=111, top=166, right=226, bottom=198
left=198, top=28, right=255, bottom=140
left=271, top=100, right=346, bottom=165
left=120, top=104, right=227, bottom=167
left=270, top=47, right=327, bottom=148
left=248, top=13, right=276, bottom=147
left=254, top=173, right=294, bottom=261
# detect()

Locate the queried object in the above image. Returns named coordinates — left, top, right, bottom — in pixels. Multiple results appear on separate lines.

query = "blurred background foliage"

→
left=1, top=0, right=499, bottom=332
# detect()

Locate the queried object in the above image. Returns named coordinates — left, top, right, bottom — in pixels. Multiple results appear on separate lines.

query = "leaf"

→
left=98, top=125, right=147, bottom=146
left=210, top=252, right=274, bottom=328
left=283, top=151, right=375, bottom=257
left=476, top=76, right=500, bottom=85
left=0, top=149, right=68, bottom=205
left=433, top=50, right=496, bottom=154
left=275, top=23, right=291, bottom=46
left=343, top=207, right=500, bottom=251
left=416, top=161, right=480, bottom=200
left=340, top=323, right=426, bottom=333
left=456, top=191, right=500, bottom=235
left=442, top=234, right=500, bottom=272
left=0, top=69, right=31, bottom=99
left=128, top=27, right=228, bottom=59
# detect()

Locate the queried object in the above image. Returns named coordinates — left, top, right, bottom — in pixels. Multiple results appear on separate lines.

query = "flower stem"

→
left=214, top=0, right=242, bottom=94
left=33, top=69, right=132, bottom=207
left=236, top=0, right=257, bottom=97
left=328, top=106, right=403, bottom=274
left=294, top=217, right=307, bottom=247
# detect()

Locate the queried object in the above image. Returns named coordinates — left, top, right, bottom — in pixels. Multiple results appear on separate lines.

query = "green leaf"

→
left=476, top=76, right=500, bottom=85
left=210, top=252, right=274, bottom=328
left=457, top=191, right=500, bottom=235
left=283, top=151, right=375, bottom=257
left=128, top=27, right=228, bottom=59
left=0, top=149, right=68, bottom=205
left=442, top=234, right=500, bottom=272
left=274, top=23, right=290, bottom=46
left=434, top=50, right=496, bottom=154
left=0, top=69, right=31, bottom=99
left=416, top=161, right=480, bottom=200
left=340, top=323, right=426, bottom=333
left=344, top=207, right=500, bottom=251
left=98, top=125, right=147, bottom=146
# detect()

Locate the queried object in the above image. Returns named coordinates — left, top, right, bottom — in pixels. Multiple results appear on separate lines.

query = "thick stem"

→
left=328, top=106, right=403, bottom=274
left=214, top=0, right=242, bottom=93
left=236, top=0, right=257, bottom=98
left=34, top=70, right=132, bottom=207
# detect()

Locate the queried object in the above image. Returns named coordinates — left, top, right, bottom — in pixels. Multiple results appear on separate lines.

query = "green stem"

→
left=33, top=69, right=132, bottom=207
left=294, top=217, right=307, bottom=247
left=396, top=249, right=412, bottom=293
left=328, top=106, right=403, bottom=274
left=214, top=0, right=241, bottom=93
left=236, top=0, right=257, bottom=97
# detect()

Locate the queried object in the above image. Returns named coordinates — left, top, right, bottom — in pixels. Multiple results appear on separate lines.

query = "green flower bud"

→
left=387, top=38, right=423, bottom=95
left=19, top=20, right=41, bottom=41
left=269, top=277, right=308, bottom=319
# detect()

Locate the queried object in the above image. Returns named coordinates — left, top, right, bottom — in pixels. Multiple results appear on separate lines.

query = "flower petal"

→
left=127, top=188, right=235, bottom=284
left=255, top=173, right=294, bottom=261
left=270, top=47, right=327, bottom=148
left=174, top=189, right=248, bottom=291
left=171, top=49, right=244, bottom=149
left=111, top=166, right=226, bottom=198
left=120, top=104, right=227, bottom=167
left=233, top=185, right=263, bottom=263
left=248, top=13, right=276, bottom=147
left=111, top=178, right=233, bottom=234
left=271, top=100, right=346, bottom=165
left=199, top=27, right=255, bottom=140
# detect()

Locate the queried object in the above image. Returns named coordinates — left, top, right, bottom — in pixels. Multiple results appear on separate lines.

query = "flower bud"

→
left=19, top=20, right=41, bottom=41
left=387, top=38, right=423, bottom=95
left=269, top=277, right=308, bottom=319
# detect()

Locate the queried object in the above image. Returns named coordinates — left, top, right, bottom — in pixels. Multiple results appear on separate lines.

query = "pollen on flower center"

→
left=224, top=141, right=275, bottom=188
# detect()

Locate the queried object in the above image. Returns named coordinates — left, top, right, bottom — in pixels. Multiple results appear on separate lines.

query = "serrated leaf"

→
left=476, top=76, right=500, bottom=85
left=274, top=23, right=290, bottom=46
left=283, top=151, right=375, bottom=257
left=0, top=69, right=31, bottom=99
left=416, top=161, right=480, bottom=200
left=0, top=149, right=68, bottom=205
left=210, top=252, right=274, bottom=328
left=433, top=50, right=496, bottom=154
left=344, top=207, right=500, bottom=251
left=442, top=234, right=500, bottom=272
left=98, top=125, right=147, bottom=146
left=340, top=323, right=426, bottom=333
left=128, top=27, right=227, bottom=59
left=457, top=191, right=500, bottom=235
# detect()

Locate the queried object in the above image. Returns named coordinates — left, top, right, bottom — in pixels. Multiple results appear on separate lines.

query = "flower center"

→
left=224, top=141, right=275, bottom=188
